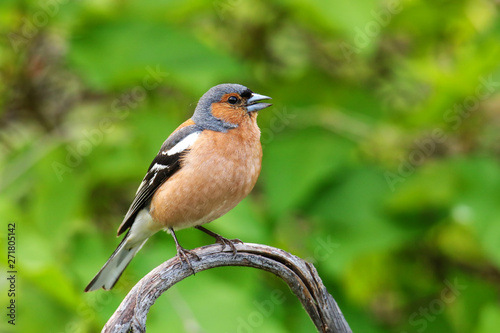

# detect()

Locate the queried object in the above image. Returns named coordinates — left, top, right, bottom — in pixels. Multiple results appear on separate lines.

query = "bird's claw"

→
left=176, top=245, right=200, bottom=273
left=215, top=236, right=243, bottom=255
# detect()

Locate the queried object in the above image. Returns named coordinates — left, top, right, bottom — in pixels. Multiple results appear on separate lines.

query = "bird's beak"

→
left=246, top=93, right=272, bottom=112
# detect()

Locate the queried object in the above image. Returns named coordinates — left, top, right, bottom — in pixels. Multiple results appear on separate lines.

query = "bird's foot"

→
left=195, top=226, right=243, bottom=255
left=169, top=227, right=199, bottom=273
left=175, top=245, right=200, bottom=273
left=214, top=235, right=243, bottom=255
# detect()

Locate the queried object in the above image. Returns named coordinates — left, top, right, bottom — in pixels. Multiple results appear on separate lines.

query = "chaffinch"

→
left=85, top=83, right=272, bottom=291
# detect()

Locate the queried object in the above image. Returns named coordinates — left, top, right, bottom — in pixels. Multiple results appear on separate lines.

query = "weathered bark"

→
left=103, top=243, right=352, bottom=333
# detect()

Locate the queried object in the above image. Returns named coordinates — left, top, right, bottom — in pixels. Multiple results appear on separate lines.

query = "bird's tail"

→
left=85, top=231, right=148, bottom=292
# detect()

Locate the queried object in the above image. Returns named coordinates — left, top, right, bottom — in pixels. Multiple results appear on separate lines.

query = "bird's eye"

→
left=227, top=96, right=239, bottom=104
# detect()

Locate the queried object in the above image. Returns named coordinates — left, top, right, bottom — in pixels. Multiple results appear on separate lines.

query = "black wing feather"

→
left=117, top=125, right=201, bottom=235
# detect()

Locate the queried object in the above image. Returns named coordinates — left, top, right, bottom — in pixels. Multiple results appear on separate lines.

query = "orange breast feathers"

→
left=150, top=115, right=262, bottom=230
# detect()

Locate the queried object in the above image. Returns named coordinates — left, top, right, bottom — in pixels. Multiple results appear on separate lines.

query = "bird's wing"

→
left=117, top=124, right=202, bottom=235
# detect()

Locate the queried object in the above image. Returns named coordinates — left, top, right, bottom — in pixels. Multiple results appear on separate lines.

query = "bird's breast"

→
left=150, top=123, right=262, bottom=229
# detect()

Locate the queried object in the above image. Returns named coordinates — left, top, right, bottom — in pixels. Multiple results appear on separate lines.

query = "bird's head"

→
left=192, top=83, right=272, bottom=132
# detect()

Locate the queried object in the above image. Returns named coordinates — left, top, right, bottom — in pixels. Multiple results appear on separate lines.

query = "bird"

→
left=85, top=83, right=272, bottom=292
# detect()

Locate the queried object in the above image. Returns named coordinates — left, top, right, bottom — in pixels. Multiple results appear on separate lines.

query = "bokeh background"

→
left=2, top=0, right=500, bottom=332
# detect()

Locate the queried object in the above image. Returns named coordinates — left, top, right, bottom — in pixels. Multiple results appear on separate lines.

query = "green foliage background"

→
left=1, top=0, right=500, bottom=332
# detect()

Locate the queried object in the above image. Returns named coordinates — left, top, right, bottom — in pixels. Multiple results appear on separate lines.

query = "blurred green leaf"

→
left=475, top=304, right=500, bottom=333
left=262, top=128, right=355, bottom=217
left=69, top=18, right=244, bottom=91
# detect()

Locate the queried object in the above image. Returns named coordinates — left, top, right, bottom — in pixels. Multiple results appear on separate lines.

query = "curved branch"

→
left=102, top=243, right=352, bottom=333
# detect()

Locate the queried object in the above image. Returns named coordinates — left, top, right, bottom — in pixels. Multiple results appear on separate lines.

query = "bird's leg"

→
left=195, top=226, right=242, bottom=255
left=168, top=228, right=199, bottom=273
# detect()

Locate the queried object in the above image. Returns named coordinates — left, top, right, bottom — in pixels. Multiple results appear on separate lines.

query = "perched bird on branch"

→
left=85, top=84, right=272, bottom=292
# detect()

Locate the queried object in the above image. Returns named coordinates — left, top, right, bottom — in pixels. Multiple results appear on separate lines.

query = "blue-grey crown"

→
left=191, top=83, right=252, bottom=132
